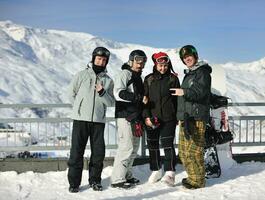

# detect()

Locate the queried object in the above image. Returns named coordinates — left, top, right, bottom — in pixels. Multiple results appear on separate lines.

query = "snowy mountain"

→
left=0, top=21, right=264, bottom=117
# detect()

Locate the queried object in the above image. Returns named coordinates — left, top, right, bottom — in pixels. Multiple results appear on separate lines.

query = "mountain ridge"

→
left=0, top=20, right=264, bottom=116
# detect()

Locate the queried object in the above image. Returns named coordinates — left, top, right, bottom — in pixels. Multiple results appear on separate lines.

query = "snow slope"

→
left=0, top=20, right=181, bottom=104
left=1, top=163, right=265, bottom=200
left=1, top=20, right=264, bottom=117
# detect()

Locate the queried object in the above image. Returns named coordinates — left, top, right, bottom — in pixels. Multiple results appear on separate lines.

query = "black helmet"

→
left=92, top=47, right=110, bottom=65
left=129, top=49, right=147, bottom=63
left=179, top=45, right=198, bottom=63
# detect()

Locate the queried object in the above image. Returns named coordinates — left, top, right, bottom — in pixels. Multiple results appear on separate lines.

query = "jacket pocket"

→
left=192, top=103, right=209, bottom=119
left=78, top=98, right=84, bottom=116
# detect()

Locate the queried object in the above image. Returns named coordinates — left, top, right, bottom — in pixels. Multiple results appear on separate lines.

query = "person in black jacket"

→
left=170, top=45, right=212, bottom=189
left=143, top=52, right=180, bottom=186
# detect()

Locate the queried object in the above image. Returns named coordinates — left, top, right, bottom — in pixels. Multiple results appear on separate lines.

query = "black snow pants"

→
left=146, top=120, right=177, bottom=171
left=67, top=120, right=105, bottom=188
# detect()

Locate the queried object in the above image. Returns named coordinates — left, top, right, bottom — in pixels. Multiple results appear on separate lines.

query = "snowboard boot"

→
left=161, top=171, right=175, bottom=186
left=90, top=182, right=103, bottom=191
left=148, top=169, right=162, bottom=183
left=111, top=182, right=133, bottom=189
left=182, top=178, right=187, bottom=184
left=181, top=178, right=200, bottom=190
left=126, top=177, right=140, bottom=185
left=69, top=186, right=79, bottom=193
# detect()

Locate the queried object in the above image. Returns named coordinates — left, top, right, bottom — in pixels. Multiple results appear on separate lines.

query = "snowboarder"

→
left=67, top=47, right=115, bottom=192
left=170, top=45, right=212, bottom=189
left=111, top=50, right=147, bottom=189
left=143, top=52, right=180, bottom=186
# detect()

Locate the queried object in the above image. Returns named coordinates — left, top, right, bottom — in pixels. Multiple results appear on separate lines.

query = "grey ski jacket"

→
left=68, top=65, right=115, bottom=123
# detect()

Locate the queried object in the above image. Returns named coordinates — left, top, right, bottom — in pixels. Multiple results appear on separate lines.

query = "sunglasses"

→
left=156, top=56, right=169, bottom=64
left=134, top=55, right=147, bottom=63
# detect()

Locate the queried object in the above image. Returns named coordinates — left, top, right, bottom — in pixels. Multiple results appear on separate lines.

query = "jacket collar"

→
left=184, top=60, right=211, bottom=74
left=87, top=63, right=107, bottom=77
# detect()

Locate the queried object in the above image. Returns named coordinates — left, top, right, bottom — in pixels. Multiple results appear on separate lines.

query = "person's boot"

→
left=90, top=182, right=103, bottom=191
left=161, top=171, right=175, bottom=186
left=111, top=182, right=134, bottom=189
left=126, top=177, right=140, bottom=185
left=148, top=169, right=162, bottom=183
left=69, top=186, right=79, bottom=193
left=181, top=178, right=200, bottom=189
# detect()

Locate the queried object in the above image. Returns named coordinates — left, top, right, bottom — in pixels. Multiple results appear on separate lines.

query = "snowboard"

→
left=204, top=99, right=229, bottom=179
left=204, top=64, right=235, bottom=178
left=204, top=145, right=221, bottom=178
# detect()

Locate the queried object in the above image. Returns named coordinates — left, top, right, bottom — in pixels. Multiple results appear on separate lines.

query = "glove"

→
left=150, top=116, right=160, bottom=129
left=184, top=113, right=194, bottom=140
left=145, top=116, right=160, bottom=131
left=131, top=120, right=144, bottom=137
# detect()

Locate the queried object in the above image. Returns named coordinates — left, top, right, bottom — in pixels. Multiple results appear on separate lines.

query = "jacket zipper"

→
left=91, top=76, right=98, bottom=122
left=159, top=81, right=163, bottom=118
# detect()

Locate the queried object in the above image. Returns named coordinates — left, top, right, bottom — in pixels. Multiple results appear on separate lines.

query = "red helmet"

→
left=152, top=52, right=170, bottom=65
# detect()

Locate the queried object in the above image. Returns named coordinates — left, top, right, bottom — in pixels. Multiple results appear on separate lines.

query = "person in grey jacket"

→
left=111, top=50, right=147, bottom=189
left=67, top=47, right=115, bottom=192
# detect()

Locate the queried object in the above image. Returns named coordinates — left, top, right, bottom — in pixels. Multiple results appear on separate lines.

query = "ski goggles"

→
left=94, top=49, right=110, bottom=57
left=155, top=56, right=169, bottom=64
left=179, top=48, right=197, bottom=59
left=133, top=55, right=147, bottom=63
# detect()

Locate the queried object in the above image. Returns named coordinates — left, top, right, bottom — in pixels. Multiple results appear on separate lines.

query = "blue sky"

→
left=0, top=0, right=265, bottom=63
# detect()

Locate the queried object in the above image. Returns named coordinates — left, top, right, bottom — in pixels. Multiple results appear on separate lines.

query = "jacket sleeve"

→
left=113, top=71, right=142, bottom=103
left=183, top=69, right=211, bottom=102
left=172, top=76, right=181, bottom=109
left=142, top=77, right=152, bottom=119
left=67, top=72, right=82, bottom=105
left=175, top=76, right=181, bottom=89
left=98, top=79, right=115, bottom=107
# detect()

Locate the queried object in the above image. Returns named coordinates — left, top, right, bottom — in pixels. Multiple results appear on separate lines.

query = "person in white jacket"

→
left=67, top=47, right=115, bottom=192
left=111, top=50, right=147, bottom=189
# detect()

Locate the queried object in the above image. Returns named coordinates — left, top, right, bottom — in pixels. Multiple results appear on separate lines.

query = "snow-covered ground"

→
left=1, top=162, right=265, bottom=200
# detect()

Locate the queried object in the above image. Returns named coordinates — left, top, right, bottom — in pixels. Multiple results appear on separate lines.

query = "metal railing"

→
left=228, top=102, right=265, bottom=146
left=0, top=104, right=118, bottom=153
left=0, top=103, right=264, bottom=155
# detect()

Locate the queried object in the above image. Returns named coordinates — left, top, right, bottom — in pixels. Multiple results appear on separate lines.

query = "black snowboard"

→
left=204, top=145, right=221, bottom=178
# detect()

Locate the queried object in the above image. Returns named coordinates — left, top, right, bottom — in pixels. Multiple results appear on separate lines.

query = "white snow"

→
left=0, top=20, right=265, bottom=200
left=0, top=20, right=264, bottom=118
left=1, top=162, right=265, bottom=200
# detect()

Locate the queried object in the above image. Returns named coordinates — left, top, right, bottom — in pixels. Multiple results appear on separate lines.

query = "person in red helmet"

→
left=143, top=52, right=180, bottom=186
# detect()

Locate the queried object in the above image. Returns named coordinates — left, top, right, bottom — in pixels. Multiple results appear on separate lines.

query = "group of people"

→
left=67, top=45, right=212, bottom=192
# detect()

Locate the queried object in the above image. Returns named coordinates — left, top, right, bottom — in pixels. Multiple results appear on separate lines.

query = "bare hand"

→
left=170, top=88, right=184, bottom=96
left=95, top=83, right=103, bottom=92
left=143, top=96, right=149, bottom=104
left=145, top=118, right=153, bottom=127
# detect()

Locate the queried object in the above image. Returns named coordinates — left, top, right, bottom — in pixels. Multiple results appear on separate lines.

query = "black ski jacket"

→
left=143, top=70, right=180, bottom=122
left=113, top=64, right=144, bottom=118
left=177, top=61, right=212, bottom=122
